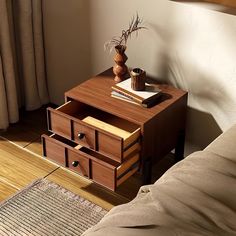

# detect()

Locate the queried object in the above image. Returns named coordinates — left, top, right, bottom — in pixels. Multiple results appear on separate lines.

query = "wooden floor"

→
left=0, top=106, right=175, bottom=210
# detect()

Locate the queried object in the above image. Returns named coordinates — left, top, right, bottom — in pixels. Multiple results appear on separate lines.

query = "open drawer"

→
left=42, top=134, right=140, bottom=191
left=42, top=134, right=90, bottom=178
left=47, top=100, right=141, bottom=163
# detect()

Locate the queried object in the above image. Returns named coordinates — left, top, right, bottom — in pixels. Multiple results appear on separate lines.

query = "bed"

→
left=83, top=124, right=236, bottom=236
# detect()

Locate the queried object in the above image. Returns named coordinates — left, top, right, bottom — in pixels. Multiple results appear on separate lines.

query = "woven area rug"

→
left=0, top=179, right=107, bottom=236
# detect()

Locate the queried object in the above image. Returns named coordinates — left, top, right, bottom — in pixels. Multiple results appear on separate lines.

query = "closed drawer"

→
left=42, top=134, right=90, bottom=178
left=47, top=100, right=141, bottom=163
left=42, top=133, right=139, bottom=191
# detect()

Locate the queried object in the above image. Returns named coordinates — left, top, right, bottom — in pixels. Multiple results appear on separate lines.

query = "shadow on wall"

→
left=186, top=107, right=222, bottom=150
left=148, top=11, right=227, bottom=152
left=165, top=54, right=228, bottom=151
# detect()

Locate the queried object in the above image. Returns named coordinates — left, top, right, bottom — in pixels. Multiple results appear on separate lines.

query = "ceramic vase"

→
left=113, top=45, right=128, bottom=83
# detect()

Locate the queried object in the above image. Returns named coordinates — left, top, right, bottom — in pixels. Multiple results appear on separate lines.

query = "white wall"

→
left=43, top=0, right=236, bottom=154
left=89, top=0, right=236, bottom=153
left=43, top=0, right=92, bottom=105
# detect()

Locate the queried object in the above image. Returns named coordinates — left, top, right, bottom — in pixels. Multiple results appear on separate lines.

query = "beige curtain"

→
left=0, top=0, right=49, bottom=129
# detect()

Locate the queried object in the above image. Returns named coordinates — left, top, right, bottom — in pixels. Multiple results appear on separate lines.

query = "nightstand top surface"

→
left=65, top=68, right=187, bottom=125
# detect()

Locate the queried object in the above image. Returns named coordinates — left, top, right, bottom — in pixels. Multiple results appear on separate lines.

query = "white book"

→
left=112, top=78, right=162, bottom=105
left=111, top=91, right=147, bottom=107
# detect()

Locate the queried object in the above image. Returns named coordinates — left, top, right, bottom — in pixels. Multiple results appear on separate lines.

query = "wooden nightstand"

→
left=42, top=68, right=188, bottom=191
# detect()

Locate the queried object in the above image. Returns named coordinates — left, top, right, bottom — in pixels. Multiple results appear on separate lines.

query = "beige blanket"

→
left=83, top=125, right=236, bottom=236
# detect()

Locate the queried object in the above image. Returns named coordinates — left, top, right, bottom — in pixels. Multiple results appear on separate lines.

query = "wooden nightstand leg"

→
left=175, top=130, right=185, bottom=162
left=142, top=157, right=152, bottom=185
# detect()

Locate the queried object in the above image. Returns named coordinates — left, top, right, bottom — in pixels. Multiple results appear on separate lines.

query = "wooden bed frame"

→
left=203, top=0, right=236, bottom=8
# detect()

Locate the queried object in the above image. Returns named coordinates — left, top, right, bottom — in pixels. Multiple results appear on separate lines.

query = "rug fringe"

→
left=0, top=178, right=43, bottom=207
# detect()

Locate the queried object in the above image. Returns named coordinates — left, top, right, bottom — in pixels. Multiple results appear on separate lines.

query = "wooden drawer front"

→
left=47, top=102, right=96, bottom=150
left=97, top=132, right=122, bottom=163
left=73, top=121, right=95, bottom=149
left=92, top=162, right=116, bottom=190
left=42, top=134, right=90, bottom=178
left=42, top=135, right=66, bottom=167
left=49, top=111, right=71, bottom=140
left=84, top=116, right=141, bottom=163
left=67, top=149, right=90, bottom=178
left=97, top=131, right=141, bottom=163
left=91, top=152, right=140, bottom=191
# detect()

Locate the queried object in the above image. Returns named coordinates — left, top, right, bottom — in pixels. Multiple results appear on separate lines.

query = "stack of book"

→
left=111, top=78, right=162, bottom=108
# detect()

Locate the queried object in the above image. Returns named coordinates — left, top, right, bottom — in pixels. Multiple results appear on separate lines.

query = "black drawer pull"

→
left=77, top=133, right=85, bottom=139
left=72, top=161, right=79, bottom=167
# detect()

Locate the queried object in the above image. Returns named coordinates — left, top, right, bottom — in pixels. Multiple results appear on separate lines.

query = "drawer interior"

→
left=50, top=134, right=78, bottom=147
left=56, top=100, right=140, bottom=142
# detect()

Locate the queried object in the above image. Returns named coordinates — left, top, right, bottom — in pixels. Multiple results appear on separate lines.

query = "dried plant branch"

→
left=104, top=13, right=147, bottom=52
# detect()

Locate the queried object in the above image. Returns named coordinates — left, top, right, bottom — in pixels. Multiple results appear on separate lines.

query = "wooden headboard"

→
left=203, top=0, right=236, bottom=8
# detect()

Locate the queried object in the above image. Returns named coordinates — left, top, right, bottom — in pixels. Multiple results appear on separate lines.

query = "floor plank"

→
left=0, top=105, right=51, bottom=147
left=0, top=138, right=58, bottom=189
left=25, top=138, right=43, bottom=156
left=0, top=124, right=40, bottom=147
left=0, top=181, right=18, bottom=202
left=46, top=167, right=129, bottom=210
left=18, top=106, right=50, bottom=135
